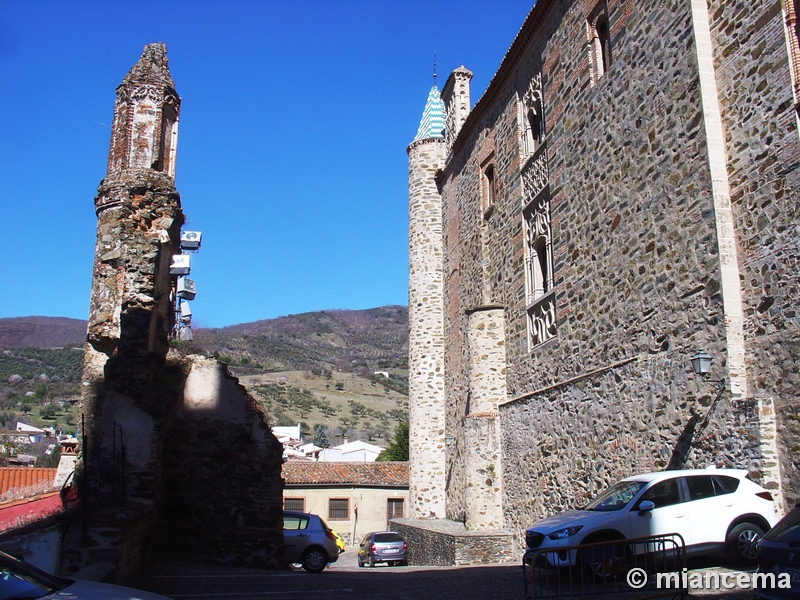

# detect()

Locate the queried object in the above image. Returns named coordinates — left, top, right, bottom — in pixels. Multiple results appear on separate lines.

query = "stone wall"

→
left=82, top=170, right=183, bottom=501
left=390, top=518, right=515, bottom=566
left=60, top=502, right=155, bottom=584
left=157, top=355, right=285, bottom=568
left=433, top=0, right=795, bottom=555
left=707, top=0, right=800, bottom=507
left=500, top=361, right=764, bottom=553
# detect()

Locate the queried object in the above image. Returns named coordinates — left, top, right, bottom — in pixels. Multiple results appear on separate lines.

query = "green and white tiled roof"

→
left=413, top=85, right=446, bottom=142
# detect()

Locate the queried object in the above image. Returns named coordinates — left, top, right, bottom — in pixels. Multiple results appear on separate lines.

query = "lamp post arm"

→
left=697, top=378, right=726, bottom=431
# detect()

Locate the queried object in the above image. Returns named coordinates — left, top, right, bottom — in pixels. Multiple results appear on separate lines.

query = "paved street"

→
left=130, top=549, right=758, bottom=600
left=132, top=547, right=523, bottom=600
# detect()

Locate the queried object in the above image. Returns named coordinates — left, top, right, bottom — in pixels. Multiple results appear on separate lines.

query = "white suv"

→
left=523, top=469, right=779, bottom=568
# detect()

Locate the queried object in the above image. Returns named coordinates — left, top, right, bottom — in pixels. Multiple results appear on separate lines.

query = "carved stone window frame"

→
left=520, top=73, right=545, bottom=161
left=523, top=191, right=554, bottom=307
left=587, top=1, right=612, bottom=85
left=523, top=188, right=556, bottom=351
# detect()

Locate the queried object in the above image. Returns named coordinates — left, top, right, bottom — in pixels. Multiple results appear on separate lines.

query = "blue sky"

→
left=0, top=0, right=531, bottom=328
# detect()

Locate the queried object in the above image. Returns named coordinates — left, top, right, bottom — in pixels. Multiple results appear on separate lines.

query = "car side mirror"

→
left=638, top=500, right=655, bottom=514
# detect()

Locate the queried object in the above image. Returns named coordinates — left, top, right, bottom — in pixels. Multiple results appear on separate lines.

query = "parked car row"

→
left=282, top=510, right=408, bottom=572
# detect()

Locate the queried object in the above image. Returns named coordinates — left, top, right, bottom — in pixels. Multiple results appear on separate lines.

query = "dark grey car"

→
left=357, top=531, right=407, bottom=567
left=755, top=503, right=800, bottom=599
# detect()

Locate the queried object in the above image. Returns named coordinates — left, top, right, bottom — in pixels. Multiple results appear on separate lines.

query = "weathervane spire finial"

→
left=433, top=51, right=437, bottom=87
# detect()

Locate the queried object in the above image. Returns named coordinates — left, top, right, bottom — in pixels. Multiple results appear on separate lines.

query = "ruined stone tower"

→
left=71, top=45, right=284, bottom=576
left=81, top=43, right=184, bottom=500
left=407, top=85, right=448, bottom=519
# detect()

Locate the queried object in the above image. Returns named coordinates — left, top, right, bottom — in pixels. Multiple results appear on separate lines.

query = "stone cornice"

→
left=464, top=303, right=505, bottom=315
left=407, top=137, right=447, bottom=155
left=501, top=357, right=638, bottom=407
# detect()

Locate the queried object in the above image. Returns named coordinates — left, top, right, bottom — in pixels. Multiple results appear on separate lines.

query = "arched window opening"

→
left=482, top=163, right=497, bottom=219
left=533, top=236, right=549, bottom=298
left=588, top=3, right=612, bottom=83
left=528, top=107, right=543, bottom=147
left=597, top=15, right=611, bottom=73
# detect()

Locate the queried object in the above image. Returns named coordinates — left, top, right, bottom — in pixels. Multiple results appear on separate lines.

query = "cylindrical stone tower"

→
left=407, top=85, right=448, bottom=518
left=81, top=43, right=185, bottom=500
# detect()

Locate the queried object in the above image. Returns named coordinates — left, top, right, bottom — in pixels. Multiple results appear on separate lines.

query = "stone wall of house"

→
left=707, top=0, right=800, bottom=507
left=435, top=0, right=793, bottom=553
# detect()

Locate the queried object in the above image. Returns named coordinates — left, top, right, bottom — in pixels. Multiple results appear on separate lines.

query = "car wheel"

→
left=301, top=547, right=328, bottom=573
left=727, top=522, right=764, bottom=564
left=368, top=555, right=375, bottom=568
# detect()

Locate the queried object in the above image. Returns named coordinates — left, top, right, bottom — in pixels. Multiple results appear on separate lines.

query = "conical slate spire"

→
left=121, top=43, right=175, bottom=89
left=412, top=85, right=446, bottom=142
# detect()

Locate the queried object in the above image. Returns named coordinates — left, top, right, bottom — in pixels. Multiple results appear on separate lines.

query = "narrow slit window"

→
left=482, top=164, right=497, bottom=218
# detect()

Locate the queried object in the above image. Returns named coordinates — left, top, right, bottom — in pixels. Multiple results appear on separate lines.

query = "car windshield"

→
left=0, top=551, right=70, bottom=600
left=374, top=533, right=403, bottom=543
left=764, top=508, right=800, bottom=543
left=585, top=480, right=646, bottom=511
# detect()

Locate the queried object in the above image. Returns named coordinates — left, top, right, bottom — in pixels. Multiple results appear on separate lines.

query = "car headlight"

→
left=547, top=525, right=583, bottom=540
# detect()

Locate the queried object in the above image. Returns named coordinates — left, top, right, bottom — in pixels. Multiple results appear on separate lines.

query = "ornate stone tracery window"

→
left=524, top=193, right=556, bottom=348
left=520, top=73, right=544, bottom=160
left=525, top=199, right=553, bottom=302
left=520, top=71, right=556, bottom=350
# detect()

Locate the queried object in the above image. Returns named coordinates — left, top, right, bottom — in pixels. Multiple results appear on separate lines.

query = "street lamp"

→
left=688, top=350, right=726, bottom=428
left=690, top=351, right=712, bottom=376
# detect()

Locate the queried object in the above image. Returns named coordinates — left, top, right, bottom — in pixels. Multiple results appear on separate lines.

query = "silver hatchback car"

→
left=357, top=531, right=407, bottom=567
left=283, top=510, right=341, bottom=573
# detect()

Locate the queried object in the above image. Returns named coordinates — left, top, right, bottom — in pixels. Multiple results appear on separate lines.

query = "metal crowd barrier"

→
left=522, top=533, right=687, bottom=600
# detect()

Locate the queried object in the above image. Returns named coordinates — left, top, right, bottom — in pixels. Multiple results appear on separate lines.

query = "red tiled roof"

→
left=0, top=468, right=57, bottom=496
left=282, top=461, right=408, bottom=487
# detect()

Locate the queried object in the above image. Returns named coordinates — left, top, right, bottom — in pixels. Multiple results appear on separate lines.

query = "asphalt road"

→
left=130, top=548, right=757, bottom=600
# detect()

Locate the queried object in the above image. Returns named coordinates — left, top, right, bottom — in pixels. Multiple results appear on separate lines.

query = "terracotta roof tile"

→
left=0, top=467, right=57, bottom=496
left=282, top=461, right=408, bottom=487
